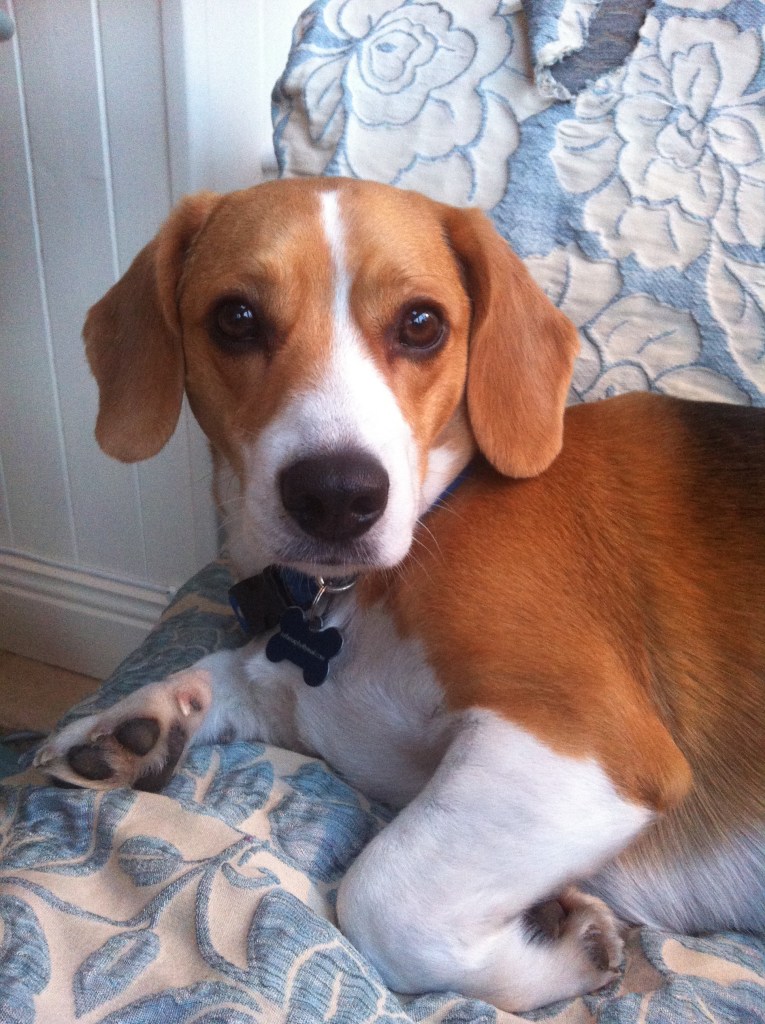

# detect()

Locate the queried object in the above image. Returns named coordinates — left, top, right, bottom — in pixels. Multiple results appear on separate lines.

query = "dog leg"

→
left=336, top=709, right=650, bottom=1012
left=33, top=647, right=262, bottom=790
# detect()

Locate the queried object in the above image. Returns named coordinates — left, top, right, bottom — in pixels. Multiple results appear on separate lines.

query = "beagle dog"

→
left=36, top=178, right=765, bottom=1012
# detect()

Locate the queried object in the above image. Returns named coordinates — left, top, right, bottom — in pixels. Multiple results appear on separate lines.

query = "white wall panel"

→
left=0, top=15, right=78, bottom=563
left=97, top=0, right=172, bottom=271
left=161, top=0, right=308, bottom=196
left=12, top=0, right=146, bottom=578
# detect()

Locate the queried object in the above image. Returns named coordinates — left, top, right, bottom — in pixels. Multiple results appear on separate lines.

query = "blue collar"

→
left=430, top=461, right=473, bottom=507
left=278, top=567, right=323, bottom=611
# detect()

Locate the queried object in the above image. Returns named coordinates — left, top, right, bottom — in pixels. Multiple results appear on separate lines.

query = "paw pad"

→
left=114, top=717, right=160, bottom=756
left=67, top=744, right=115, bottom=781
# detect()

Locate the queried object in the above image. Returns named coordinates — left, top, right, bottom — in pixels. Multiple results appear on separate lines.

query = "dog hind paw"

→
left=558, top=886, right=625, bottom=982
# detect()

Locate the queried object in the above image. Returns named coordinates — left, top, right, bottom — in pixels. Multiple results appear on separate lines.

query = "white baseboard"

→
left=0, top=550, right=173, bottom=679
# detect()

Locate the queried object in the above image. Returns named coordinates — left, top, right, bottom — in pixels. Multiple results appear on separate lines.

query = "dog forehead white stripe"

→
left=320, top=191, right=351, bottom=322
left=316, top=189, right=401, bottom=443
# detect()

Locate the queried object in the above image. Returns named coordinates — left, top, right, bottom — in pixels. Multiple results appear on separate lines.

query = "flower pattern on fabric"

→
left=548, top=8, right=765, bottom=396
left=276, top=0, right=764, bottom=406
left=707, top=242, right=765, bottom=393
left=274, top=0, right=551, bottom=207
left=552, top=15, right=765, bottom=270
left=526, top=244, right=749, bottom=402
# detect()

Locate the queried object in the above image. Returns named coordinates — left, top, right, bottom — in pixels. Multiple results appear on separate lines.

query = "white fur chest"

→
left=240, top=595, right=455, bottom=807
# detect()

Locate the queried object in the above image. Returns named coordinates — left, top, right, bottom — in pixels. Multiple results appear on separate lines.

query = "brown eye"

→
left=210, top=299, right=267, bottom=352
left=397, top=306, right=446, bottom=352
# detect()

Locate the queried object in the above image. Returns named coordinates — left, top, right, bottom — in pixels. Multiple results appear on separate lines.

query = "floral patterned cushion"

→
left=274, top=0, right=765, bottom=406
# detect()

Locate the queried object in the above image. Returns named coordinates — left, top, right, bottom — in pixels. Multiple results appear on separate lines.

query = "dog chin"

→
left=227, top=523, right=415, bottom=581
left=277, top=552, right=389, bottom=580
left=275, top=535, right=413, bottom=580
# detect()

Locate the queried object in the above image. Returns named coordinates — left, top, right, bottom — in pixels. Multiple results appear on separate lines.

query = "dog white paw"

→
left=558, top=886, right=625, bottom=986
left=33, top=670, right=212, bottom=791
left=517, top=886, right=624, bottom=1009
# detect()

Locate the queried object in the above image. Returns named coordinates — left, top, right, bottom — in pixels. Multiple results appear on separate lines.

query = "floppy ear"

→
left=83, top=191, right=218, bottom=462
left=444, top=207, right=580, bottom=478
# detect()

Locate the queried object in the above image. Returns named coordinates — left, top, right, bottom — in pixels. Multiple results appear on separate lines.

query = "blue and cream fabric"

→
left=3, top=561, right=765, bottom=1021
left=273, top=0, right=765, bottom=405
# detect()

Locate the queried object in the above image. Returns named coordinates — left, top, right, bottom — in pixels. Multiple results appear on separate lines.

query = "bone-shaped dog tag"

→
left=265, top=607, right=343, bottom=686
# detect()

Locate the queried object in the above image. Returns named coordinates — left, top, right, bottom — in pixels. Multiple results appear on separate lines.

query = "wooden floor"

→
left=0, top=650, right=99, bottom=735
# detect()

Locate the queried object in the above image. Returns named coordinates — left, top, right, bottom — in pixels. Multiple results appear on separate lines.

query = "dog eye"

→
left=210, top=300, right=266, bottom=351
left=397, top=306, right=445, bottom=352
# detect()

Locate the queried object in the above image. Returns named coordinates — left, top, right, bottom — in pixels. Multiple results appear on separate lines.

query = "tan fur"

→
left=443, top=205, right=580, bottom=477
left=84, top=192, right=219, bottom=461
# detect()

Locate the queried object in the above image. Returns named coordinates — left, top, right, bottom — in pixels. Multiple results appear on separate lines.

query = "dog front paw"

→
left=33, top=670, right=212, bottom=791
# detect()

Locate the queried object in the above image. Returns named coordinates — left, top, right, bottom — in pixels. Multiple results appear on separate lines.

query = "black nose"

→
left=279, top=451, right=390, bottom=542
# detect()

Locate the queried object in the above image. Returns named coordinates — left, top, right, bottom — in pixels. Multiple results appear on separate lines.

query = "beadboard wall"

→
left=0, top=0, right=306, bottom=677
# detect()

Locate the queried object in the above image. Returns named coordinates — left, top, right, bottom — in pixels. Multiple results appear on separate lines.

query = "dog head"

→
left=84, top=178, right=579, bottom=577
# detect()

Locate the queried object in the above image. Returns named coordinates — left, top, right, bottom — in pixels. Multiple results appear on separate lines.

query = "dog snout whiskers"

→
left=279, top=451, right=389, bottom=543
